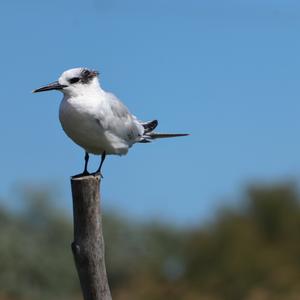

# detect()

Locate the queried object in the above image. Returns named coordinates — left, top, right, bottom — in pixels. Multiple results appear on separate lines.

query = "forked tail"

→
left=139, top=119, right=189, bottom=143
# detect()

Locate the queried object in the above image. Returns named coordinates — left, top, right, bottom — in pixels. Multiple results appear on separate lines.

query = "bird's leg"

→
left=83, top=152, right=90, bottom=175
left=93, top=151, right=106, bottom=178
left=71, top=152, right=90, bottom=178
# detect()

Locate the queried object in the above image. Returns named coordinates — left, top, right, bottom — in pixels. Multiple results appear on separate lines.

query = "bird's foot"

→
left=71, top=170, right=90, bottom=179
left=90, top=170, right=104, bottom=179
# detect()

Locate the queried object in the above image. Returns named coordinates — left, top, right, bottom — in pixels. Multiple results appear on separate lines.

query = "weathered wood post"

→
left=70, top=175, right=112, bottom=300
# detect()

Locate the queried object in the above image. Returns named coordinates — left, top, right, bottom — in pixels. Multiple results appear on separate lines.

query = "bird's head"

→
left=33, top=67, right=100, bottom=96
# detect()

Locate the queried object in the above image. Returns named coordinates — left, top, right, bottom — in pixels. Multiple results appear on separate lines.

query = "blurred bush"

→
left=0, top=182, right=300, bottom=300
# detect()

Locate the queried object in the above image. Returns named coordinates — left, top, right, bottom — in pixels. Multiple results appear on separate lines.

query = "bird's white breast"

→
left=59, top=95, right=129, bottom=155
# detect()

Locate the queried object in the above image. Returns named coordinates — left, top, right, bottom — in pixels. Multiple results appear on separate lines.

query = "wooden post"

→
left=70, top=175, right=112, bottom=300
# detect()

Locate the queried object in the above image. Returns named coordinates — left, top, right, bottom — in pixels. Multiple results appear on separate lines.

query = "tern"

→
left=33, top=67, right=188, bottom=177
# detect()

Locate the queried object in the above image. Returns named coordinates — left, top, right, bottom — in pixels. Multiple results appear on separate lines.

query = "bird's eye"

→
left=69, top=77, right=80, bottom=84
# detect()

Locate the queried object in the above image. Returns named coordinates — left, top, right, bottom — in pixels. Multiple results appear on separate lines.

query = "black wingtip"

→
left=142, top=119, right=159, bottom=133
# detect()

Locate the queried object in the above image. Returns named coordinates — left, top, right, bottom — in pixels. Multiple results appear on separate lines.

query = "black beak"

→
left=32, top=81, right=67, bottom=93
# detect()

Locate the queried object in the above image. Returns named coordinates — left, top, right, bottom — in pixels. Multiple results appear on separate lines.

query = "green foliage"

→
left=0, top=189, right=78, bottom=300
left=1, top=182, right=300, bottom=300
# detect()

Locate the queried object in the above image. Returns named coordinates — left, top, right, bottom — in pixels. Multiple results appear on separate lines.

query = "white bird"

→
left=33, top=67, right=188, bottom=177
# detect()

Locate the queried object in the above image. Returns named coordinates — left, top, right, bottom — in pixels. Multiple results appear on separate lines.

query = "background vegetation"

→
left=1, top=182, right=300, bottom=300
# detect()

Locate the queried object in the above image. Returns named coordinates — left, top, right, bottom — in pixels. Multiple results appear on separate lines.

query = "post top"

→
left=71, top=174, right=101, bottom=181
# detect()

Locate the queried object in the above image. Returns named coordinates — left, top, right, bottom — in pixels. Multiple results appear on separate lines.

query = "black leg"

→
left=94, top=151, right=106, bottom=178
left=83, top=152, right=90, bottom=175
left=71, top=152, right=90, bottom=178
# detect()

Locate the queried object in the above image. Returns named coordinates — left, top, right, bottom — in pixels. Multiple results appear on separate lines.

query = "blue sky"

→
left=1, top=0, right=300, bottom=225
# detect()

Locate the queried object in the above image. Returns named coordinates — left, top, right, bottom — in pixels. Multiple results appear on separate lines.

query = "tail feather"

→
left=146, top=132, right=189, bottom=139
left=139, top=131, right=189, bottom=143
left=139, top=119, right=189, bottom=143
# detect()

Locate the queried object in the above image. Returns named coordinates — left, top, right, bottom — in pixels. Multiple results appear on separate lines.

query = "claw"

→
left=91, top=171, right=104, bottom=179
left=71, top=170, right=90, bottom=179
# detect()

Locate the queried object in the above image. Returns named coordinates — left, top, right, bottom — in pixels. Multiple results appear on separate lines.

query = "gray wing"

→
left=103, top=92, right=144, bottom=143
